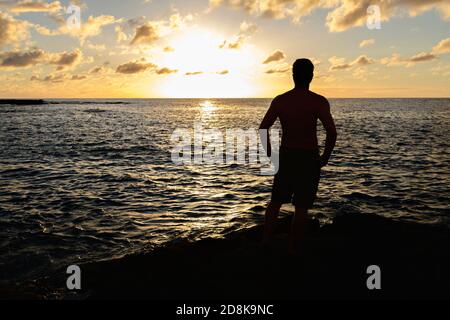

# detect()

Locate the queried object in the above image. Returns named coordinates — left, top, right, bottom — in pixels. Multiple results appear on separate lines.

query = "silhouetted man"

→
left=259, top=58, right=337, bottom=254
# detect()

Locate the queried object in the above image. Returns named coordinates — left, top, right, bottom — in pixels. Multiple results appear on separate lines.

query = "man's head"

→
left=293, top=58, right=314, bottom=87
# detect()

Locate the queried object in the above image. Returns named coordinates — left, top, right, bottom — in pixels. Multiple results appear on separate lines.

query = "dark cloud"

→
left=0, top=47, right=85, bottom=71
left=263, top=50, right=285, bottom=64
left=89, top=66, right=104, bottom=74
left=409, top=52, right=437, bottom=63
left=30, top=73, right=66, bottom=83
left=155, top=67, right=178, bottom=75
left=0, top=49, right=45, bottom=67
left=116, top=60, right=157, bottom=74
left=265, top=67, right=289, bottom=74
left=130, top=22, right=160, bottom=45
left=115, top=58, right=177, bottom=76
left=51, top=49, right=82, bottom=70
left=71, top=74, right=87, bottom=80
left=185, top=71, right=203, bottom=76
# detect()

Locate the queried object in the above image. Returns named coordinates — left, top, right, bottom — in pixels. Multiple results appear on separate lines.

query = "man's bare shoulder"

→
left=274, top=89, right=294, bottom=100
left=272, top=90, right=329, bottom=108
left=308, top=90, right=329, bottom=107
left=272, top=89, right=297, bottom=103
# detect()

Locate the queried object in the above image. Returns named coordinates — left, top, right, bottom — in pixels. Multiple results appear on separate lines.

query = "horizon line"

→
left=1, top=97, right=450, bottom=100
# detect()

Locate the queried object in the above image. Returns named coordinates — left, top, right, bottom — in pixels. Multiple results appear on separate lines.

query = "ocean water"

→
left=0, top=98, right=449, bottom=283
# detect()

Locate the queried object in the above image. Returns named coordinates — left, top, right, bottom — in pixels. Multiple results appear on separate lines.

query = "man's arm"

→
left=318, top=98, right=337, bottom=167
left=259, top=98, right=279, bottom=157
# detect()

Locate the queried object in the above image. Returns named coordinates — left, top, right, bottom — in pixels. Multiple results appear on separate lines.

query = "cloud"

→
left=127, top=13, right=193, bottom=46
left=115, top=59, right=176, bottom=75
left=359, top=38, right=375, bottom=48
left=85, top=41, right=106, bottom=51
left=130, top=22, right=160, bottom=45
left=10, top=0, right=62, bottom=13
left=70, top=74, right=87, bottom=80
left=0, top=12, right=30, bottom=48
left=265, top=67, right=289, bottom=74
left=209, top=0, right=300, bottom=19
left=115, top=25, right=128, bottom=43
left=219, top=39, right=238, bottom=49
left=210, top=0, right=450, bottom=32
left=327, top=0, right=450, bottom=32
left=155, top=67, right=178, bottom=75
left=381, top=37, right=449, bottom=67
left=431, top=64, right=450, bottom=77
left=380, top=53, right=406, bottom=67
left=67, top=15, right=118, bottom=44
left=380, top=52, right=436, bottom=67
left=88, top=63, right=113, bottom=75
left=329, top=54, right=374, bottom=71
left=310, top=58, right=321, bottom=66
left=239, top=20, right=258, bottom=35
left=216, top=70, right=229, bottom=75
left=432, top=37, right=450, bottom=55
left=30, top=73, right=66, bottom=83
left=351, top=66, right=377, bottom=81
left=409, top=52, right=437, bottom=63
left=185, top=71, right=203, bottom=76
left=325, top=0, right=375, bottom=32
left=31, top=72, right=87, bottom=82
left=168, top=13, right=193, bottom=30
left=0, top=49, right=45, bottom=67
left=0, top=47, right=84, bottom=71
left=70, top=0, right=87, bottom=8
left=163, top=46, right=174, bottom=52
left=50, top=48, right=83, bottom=70
left=89, top=66, right=104, bottom=74
left=34, top=14, right=119, bottom=44
left=116, top=59, right=156, bottom=74
left=263, top=50, right=285, bottom=64
left=352, top=55, right=374, bottom=65
left=219, top=21, right=257, bottom=49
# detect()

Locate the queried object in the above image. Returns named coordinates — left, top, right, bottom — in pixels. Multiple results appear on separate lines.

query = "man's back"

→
left=260, top=88, right=333, bottom=150
left=260, top=58, right=337, bottom=254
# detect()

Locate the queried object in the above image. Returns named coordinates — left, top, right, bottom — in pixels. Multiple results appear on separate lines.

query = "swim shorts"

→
left=271, top=147, right=321, bottom=208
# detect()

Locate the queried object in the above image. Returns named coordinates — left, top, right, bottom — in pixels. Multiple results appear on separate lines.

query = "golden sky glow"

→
left=0, top=0, right=449, bottom=98
left=155, top=27, right=261, bottom=98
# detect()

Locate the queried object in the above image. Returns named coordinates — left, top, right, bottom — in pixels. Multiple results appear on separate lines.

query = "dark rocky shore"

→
left=3, top=212, right=450, bottom=300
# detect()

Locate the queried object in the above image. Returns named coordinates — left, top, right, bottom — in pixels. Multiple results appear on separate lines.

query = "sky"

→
left=0, top=0, right=449, bottom=98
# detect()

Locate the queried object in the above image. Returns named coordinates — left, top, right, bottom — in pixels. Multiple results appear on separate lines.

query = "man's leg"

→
left=263, top=201, right=282, bottom=242
left=288, top=206, right=308, bottom=254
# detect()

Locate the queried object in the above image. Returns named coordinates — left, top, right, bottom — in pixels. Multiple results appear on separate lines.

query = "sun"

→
left=155, top=27, right=261, bottom=98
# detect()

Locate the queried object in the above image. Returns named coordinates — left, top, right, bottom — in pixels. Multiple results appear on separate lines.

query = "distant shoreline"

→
left=1, top=97, right=449, bottom=102
left=0, top=99, right=44, bottom=105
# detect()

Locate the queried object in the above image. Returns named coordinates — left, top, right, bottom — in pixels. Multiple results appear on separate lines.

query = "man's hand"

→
left=259, top=97, right=279, bottom=159
left=319, top=155, right=329, bottom=168
left=318, top=98, right=337, bottom=168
